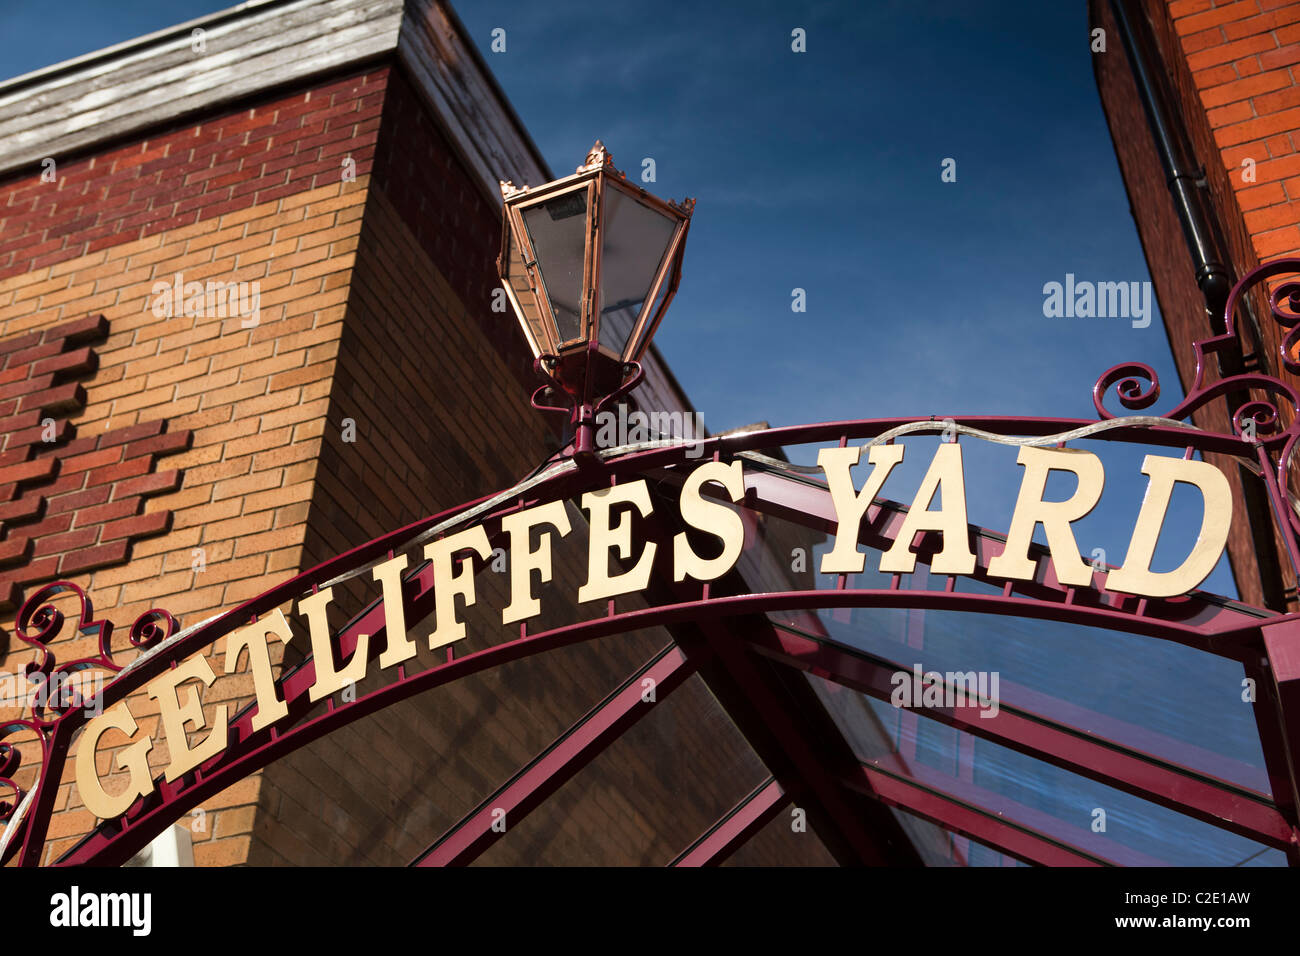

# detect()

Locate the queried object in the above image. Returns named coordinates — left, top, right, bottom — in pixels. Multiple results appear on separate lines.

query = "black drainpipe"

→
left=1107, top=0, right=1290, bottom=611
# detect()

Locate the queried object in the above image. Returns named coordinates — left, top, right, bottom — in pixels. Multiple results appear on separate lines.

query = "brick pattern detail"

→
left=0, top=56, right=375, bottom=861
left=0, top=68, right=386, bottom=282
left=1166, top=0, right=1300, bottom=261
left=0, top=315, right=190, bottom=610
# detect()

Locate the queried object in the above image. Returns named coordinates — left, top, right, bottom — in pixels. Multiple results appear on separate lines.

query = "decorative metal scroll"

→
left=1094, top=258, right=1300, bottom=559
left=0, top=583, right=175, bottom=841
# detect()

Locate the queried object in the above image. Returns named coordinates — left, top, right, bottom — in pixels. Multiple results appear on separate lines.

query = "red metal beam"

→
left=678, top=615, right=922, bottom=866
left=1259, top=618, right=1300, bottom=863
left=841, top=762, right=1105, bottom=867
left=634, top=482, right=923, bottom=867
left=750, top=623, right=1295, bottom=852
left=411, top=643, right=696, bottom=867
left=852, top=744, right=1167, bottom=865
left=669, top=777, right=787, bottom=867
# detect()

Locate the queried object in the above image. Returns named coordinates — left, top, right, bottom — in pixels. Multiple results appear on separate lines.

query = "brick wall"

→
left=0, top=69, right=384, bottom=281
left=0, top=315, right=191, bottom=609
left=1168, top=0, right=1300, bottom=263
left=0, top=67, right=381, bottom=865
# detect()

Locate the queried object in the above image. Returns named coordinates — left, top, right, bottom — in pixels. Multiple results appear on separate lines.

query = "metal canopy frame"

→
left=5, top=261, right=1300, bottom=867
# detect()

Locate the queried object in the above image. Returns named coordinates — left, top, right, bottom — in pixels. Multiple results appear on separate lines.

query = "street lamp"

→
left=498, top=141, right=694, bottom=456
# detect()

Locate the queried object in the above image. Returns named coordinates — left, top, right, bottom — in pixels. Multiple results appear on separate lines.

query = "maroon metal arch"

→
left=15, top=583, right=1271, bottom=867
left=4, top=260, right=1300, bottom=867
left=1, top=430, right=1294, bottom=866
left=0, top=431, right=1291, bottom=867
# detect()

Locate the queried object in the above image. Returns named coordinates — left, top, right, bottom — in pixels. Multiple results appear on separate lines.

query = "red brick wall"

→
left=0, top=70, right=384, bottom=282
left=1170, top=0, right=1300, bottom=263
left=0, top=314, right=190, bottom=610
left=1157, top=0, right=1300, bottom=607
left=0, top=67, right=384, bottom=865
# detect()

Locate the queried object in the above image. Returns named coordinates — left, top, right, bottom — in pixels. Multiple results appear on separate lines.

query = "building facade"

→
left=1, top=0, right=1297, bottom=869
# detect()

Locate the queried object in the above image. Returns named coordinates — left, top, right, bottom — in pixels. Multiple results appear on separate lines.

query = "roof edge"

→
left=0, top=0, right=297, bottom=97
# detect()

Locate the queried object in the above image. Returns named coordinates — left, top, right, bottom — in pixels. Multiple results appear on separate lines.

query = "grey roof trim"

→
left=0, top=0, right=300, bottom=96
left=0, top=0, right=398, bottom=180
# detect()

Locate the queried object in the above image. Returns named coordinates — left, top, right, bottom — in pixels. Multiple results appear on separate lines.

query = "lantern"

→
left=498, top=141, right=694, bottom=455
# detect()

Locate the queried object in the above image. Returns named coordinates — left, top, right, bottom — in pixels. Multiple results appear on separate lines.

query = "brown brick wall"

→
left=0, top=66, right=379, bottom=864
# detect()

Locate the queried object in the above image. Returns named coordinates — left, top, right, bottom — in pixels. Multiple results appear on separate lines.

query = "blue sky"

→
left=0, top=0, right=1238, bottom=596
left=455, top=0, right=1234, bottom=597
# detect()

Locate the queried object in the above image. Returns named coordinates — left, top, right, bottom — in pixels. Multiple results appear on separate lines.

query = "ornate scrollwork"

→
left=1094, top=259, right=1300, bottom=441
left=4, top=584, right=178, bottom=736
left=0, top=584, right=176, bottom=833
left=1093, top=361, right=1161, bottom=414
left=0, top=732, right=32, bottom=823
left=1093, top=258, right=1300, bottom=539
left=128, top=608, right=178, bottom=652
left=1267, top=270, right=1300, bottom=375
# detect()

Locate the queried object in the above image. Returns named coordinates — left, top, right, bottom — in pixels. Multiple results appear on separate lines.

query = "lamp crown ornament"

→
left=496, top=141, right=695, bottom=459
left=578, top=139, right=616, bottom=173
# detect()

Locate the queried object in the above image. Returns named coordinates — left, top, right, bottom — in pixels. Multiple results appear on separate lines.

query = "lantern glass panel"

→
left=627, top=254, right=675, bottom=361
left=502, top=226, right=550, bottom=357
left=522, top=189, right=588, bottom=346
left=597, top=187, right=677, bottom=359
